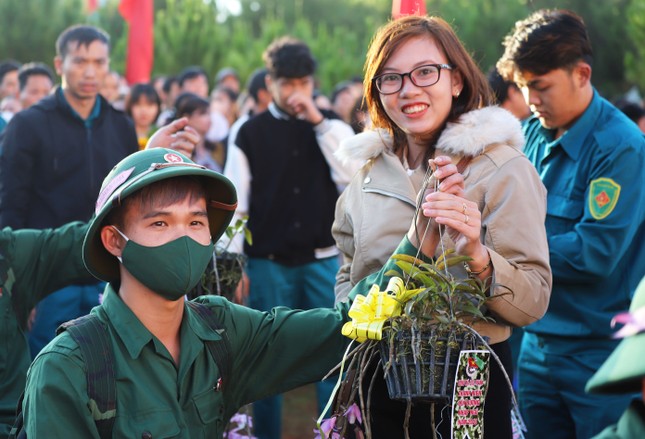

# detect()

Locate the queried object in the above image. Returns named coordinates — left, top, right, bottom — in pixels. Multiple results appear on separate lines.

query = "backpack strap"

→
left=186, top=301, right=232, bottom=391
left=8, top=392, right=25, bottom=439
left=57, top=315, right=116, bottom=439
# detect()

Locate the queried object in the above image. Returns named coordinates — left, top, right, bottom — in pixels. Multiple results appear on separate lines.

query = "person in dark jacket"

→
left=0, top=25, right=140, bottom=357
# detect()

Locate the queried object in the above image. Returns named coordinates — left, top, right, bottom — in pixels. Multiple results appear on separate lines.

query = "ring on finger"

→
left=462, top=202, right=468, bottom=214
left=464, top=214, right=470, bottom=224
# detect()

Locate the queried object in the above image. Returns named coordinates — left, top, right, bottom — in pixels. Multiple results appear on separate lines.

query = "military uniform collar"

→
left=100, top=284, right=154, bottom=359
left=100, top=285, right=222, bottom=360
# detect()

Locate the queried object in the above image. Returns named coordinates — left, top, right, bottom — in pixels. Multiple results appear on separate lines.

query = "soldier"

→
left=0, top=120, right=198, bottom=438
left=20, top=148, right=356, bottom=437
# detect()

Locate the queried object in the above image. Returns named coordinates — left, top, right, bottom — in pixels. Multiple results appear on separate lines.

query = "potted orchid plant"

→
left=320, top=248, right=498, bottom=439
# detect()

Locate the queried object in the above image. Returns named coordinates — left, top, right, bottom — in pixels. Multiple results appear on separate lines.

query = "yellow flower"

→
left=342, top=277, right=423, bottom=342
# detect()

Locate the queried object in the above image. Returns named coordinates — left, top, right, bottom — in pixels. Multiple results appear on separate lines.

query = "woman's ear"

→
left=452, top=70, right=464, bottom=98
left=101, top=226, right=125, bottom=258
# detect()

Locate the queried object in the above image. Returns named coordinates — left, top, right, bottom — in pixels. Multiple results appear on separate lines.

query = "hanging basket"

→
left=379, top=324, right=478, bottom=403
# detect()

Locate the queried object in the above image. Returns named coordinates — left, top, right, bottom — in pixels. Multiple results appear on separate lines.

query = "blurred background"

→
left=1, top=0, right=643, bottom=100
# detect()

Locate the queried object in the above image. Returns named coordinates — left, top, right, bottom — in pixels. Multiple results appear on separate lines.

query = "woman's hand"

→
left=408, top=156, right=464, bottom=251
left=422, top=191, right=480, bottom=253
left=409, top=156, right=491, bottom=275
left=145, top=117, right=200, bottom=157
left=421, top=190, right=491, bottom=276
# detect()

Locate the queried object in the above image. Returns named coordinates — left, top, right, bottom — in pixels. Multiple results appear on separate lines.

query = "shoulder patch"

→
left=589, top=178, right=621, bottom=220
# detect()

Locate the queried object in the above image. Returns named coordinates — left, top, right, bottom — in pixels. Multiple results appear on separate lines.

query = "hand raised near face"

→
left=286, top=92, right=324, bottom=125
left=145, top=117, right=200, bottom=157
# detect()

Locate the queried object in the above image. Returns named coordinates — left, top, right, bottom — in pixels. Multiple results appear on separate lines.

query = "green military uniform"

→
left=0, top=222, right=90, bottom=438
left=23, top=281, right=354, bottom=437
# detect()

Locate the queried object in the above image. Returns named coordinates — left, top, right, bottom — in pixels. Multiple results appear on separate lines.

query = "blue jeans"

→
left=247, top=256, right=338, bottom=439
left=29, top=283, right=104, bottom=357
left=519, top=332, right=632, bottom=439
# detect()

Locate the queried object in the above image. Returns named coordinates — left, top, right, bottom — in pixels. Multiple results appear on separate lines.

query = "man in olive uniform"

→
left=20, top=148, right=357, bottom=437
left=0, top=121, right=197, bottom=439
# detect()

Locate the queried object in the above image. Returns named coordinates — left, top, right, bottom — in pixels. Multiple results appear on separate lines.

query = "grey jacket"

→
left=332, top=106, right=552, bottom=344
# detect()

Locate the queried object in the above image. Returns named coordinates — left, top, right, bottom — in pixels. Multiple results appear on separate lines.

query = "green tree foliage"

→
left=625, top=0, right=645, bottom=92
left=0, top=0, right=86, bottom=70
left=0, top=0, right=642, bottom=99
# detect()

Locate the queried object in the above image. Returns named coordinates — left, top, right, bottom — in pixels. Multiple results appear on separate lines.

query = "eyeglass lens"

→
left=376, top=65, right=444, bottom=94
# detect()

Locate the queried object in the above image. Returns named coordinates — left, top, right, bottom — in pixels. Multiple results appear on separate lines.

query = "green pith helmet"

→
left=586, top=275, right=645, bottom=394
left=83, top=148, right=237, bottom=283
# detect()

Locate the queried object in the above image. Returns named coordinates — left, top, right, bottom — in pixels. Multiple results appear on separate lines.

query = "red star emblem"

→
left=595, top=190, right=610, bottom=208
left=164, top=153, right=183, bottom=163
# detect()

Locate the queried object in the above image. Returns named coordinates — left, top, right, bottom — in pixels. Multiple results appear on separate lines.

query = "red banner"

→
left=87, top=0, right=98, bottom=13
left=118, top=0, right=154, bottom=84
left=392, top=0, right=427, bottom=19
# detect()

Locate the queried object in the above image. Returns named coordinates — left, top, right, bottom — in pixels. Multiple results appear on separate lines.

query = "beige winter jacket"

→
left=332, top=107, right=552, bottom=344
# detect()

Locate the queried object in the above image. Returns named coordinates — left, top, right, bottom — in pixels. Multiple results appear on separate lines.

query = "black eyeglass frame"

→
left=372, top=63, right=454, bottom=95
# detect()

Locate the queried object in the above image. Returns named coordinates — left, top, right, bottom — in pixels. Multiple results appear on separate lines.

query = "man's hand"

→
left=145, top=118, right=200, bottom=157
left=286, top=92, right=324, bottom=125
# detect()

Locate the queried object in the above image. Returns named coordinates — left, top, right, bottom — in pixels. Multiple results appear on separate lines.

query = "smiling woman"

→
left=332, top=14, right=551, bottom=439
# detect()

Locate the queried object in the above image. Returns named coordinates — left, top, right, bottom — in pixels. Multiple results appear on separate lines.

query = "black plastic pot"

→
left=379, top=325, right=478, bottom=402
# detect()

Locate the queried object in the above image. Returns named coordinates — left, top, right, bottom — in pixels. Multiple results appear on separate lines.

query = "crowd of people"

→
left=0, top=7, right=644, bottom=439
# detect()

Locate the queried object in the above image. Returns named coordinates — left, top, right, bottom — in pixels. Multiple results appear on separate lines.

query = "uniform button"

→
left=142, top=432, right=152, bottom=439
left=293, top=187, right=301, bottom=194
left=294, top=221, right=301, bottom=229
left=293, top=149, right=299, bottom=156
left=364, top=177, right=371, bottom=184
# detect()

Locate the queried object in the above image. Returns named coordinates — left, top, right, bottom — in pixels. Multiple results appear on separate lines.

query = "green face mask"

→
left=113, top=227, right=214, bottom=301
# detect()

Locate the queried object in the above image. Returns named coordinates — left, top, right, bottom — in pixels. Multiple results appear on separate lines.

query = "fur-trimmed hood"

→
left=336, top=106, right=524, bottom=164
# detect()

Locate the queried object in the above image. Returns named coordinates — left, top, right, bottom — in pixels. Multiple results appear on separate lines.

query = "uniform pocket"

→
left=193, top=387, right=224, bottom=425
left=546, top=193, right=583, bottom=235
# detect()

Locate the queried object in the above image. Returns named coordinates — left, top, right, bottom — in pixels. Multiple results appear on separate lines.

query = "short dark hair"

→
left=215, top=67, right=239, bottom=84
left=615, top=99, right=645, bottom=124
left=125, top=83, right=161, bottom=120
left=105, top=176, right=207, bottom=230
left=18, top=62, right=54, bottom=91
left=331, top=81, right=353, bottom=104
left=0, top=60, right=21, bottom=83
left=56, top=25, right=110, bottom=59
left=497, top=9, right=593, bottom=81
left=213, top=86, right=238, bottom=104
left=263, top=37, right=317, bottom=79
left=174, top=92, right=210, bottom=118
left=162, top=75, right=177, bottom=94
left=246, top=68, right=268, bottom=101
left=486, top=67, right=518, bottom=105
left=177, top=66, right=208, bottom=88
